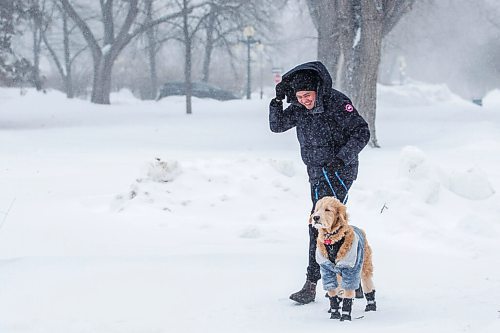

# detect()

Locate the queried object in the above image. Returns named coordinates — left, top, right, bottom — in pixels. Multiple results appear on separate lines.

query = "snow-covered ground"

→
left=0, top=83, right=499, bottom=332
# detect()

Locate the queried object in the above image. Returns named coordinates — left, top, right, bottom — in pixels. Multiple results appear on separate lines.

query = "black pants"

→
left=306, top=169, right=353, bottom=282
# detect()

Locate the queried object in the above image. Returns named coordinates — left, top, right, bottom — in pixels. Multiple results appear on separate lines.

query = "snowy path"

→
left=0, top=87, right=499, bottom=332
left=1, top=247, right=498, bottom=332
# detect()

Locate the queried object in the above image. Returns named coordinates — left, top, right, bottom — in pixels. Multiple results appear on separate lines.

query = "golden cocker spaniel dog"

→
left=311, top=196, right=376, bottom=321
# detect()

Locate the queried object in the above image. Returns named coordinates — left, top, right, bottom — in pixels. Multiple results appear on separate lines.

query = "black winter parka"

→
left=269, top=61, right=370, bottom=183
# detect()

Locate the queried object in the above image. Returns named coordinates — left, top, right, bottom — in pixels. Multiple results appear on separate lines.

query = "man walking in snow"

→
left=269, top=61, right=370, bottom=304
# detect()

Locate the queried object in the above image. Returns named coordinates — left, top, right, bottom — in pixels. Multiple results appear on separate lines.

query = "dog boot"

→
left=289, top=280, right=316, bottom=304
left=355, top=284, right=364, bottom=298
left=328, top=295, right=342, bottom=319
left=340, top=298, right=353, bottom=321
left=364, top=290, right=377, bottom=312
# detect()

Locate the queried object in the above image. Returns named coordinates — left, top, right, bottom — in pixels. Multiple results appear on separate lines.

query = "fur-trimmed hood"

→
left=280, top=61, right=333, bottom=113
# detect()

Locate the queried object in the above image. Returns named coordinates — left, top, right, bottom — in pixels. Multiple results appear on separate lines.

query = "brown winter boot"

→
left=289, top=280, right=316, bottom=304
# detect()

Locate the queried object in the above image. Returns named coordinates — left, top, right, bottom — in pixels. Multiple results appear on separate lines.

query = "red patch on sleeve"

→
left=344, top=104, right=354, bottom=112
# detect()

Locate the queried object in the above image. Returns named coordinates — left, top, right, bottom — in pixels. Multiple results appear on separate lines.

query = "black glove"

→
left=328, top=158, right=344, bottom=170
left=275, top=81, right=286, bottom=101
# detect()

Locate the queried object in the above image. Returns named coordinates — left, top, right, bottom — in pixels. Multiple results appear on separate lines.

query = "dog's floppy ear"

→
left=335, top=203, right=348, bottom=226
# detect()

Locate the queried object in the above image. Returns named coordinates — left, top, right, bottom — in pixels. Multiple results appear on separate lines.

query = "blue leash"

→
left=335, top=171, right=349, bottom=204
left=320, top=167, right=349, bottom=204
left=322, top=167, right=338, bottom=199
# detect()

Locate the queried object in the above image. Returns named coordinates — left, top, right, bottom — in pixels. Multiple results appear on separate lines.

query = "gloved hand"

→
left=328, top=158, right=344, bottom=170
left=275, top=81, right=286, bottom=101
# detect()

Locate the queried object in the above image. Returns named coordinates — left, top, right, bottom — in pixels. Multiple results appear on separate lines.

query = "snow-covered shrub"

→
left=444, top=167, right=495, bottom=200
left=398, top=146, right=441, bottom=204
left=147, top=158, right=181, bottom=182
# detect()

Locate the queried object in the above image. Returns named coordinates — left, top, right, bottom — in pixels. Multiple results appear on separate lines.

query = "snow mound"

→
left=482, top=89, right=500, bottom=109
left=378, top=81, right=466, bottom=107
left=111, top=158, right=181, bottom=212
left=111, top=157, right=303, bottom=217
left=146, top=158, right=181, bottom=183
left=397, top=146, right=495, bottom=202
left=398, top=146, right=441, bottom=204
left=444, top=167, right=495, bottom=200
left=110, top=88, right=139, bottom=103
left=399, top=146, right=433, bottom=180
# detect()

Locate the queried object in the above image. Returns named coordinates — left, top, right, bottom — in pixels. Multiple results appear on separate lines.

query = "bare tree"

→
left=38, top=0, right=87, bottom=98
left=163, top=0, right=211, bottom=114
left=143, top=0, right=158, bottom=100
left=199, top=0, right=251, bottom=83
left=306, top=0, right=415, bottom=147
left=0, top=0, right=33, bottom=86
left=27, top=0, right=47, bottom=91
left=201, top=2, right=217, bottom=83
left=182, top=0, right=195, bottom=114
left=59, top=0, right=190, bottom=104
left=200, top=0, right=281, bottom=84
left=136, top=0, right=178, bottom=100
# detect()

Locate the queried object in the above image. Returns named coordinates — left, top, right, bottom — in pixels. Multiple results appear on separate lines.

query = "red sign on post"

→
left=272, top=67, right=282, bottom=83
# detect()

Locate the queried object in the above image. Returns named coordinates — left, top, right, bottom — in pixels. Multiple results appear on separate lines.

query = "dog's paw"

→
left=330, top=311, right=341, bottom=320
left=340, top=314, right=351, bottom=321
left=365, top=303, right=377, bottom=312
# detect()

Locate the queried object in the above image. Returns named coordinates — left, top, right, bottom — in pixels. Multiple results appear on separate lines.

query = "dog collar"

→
left=323, top=230, right=340, bottom=245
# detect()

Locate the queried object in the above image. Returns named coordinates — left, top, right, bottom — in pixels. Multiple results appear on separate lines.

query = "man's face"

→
left=295, top=90, right=317, bottom=110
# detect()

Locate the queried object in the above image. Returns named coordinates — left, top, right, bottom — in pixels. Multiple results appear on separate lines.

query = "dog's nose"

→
left=313, top=215, right=320, bottom=222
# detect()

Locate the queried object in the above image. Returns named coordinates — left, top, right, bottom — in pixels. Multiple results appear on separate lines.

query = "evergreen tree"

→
left=0, top=0, right=32, bottom=86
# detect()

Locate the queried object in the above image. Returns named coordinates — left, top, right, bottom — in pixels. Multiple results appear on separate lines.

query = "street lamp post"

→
left=241, top=26, right=259, bottom=100
left=257, top=42, right=264, bottom=100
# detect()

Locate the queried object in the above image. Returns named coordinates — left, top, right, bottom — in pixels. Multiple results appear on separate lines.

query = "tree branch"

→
left=60, top=0, right=101, bottom=61
left=41, top=30, right=66, bottom=80
left=382, top=0, right=415, bottom=37
left=110, top=0, right=139, bottom=59
left=101, top=0, right=115, bottom=45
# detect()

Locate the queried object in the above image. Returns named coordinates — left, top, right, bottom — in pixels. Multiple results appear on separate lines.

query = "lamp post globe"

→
left=243, top=26, right=255, bottom=38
